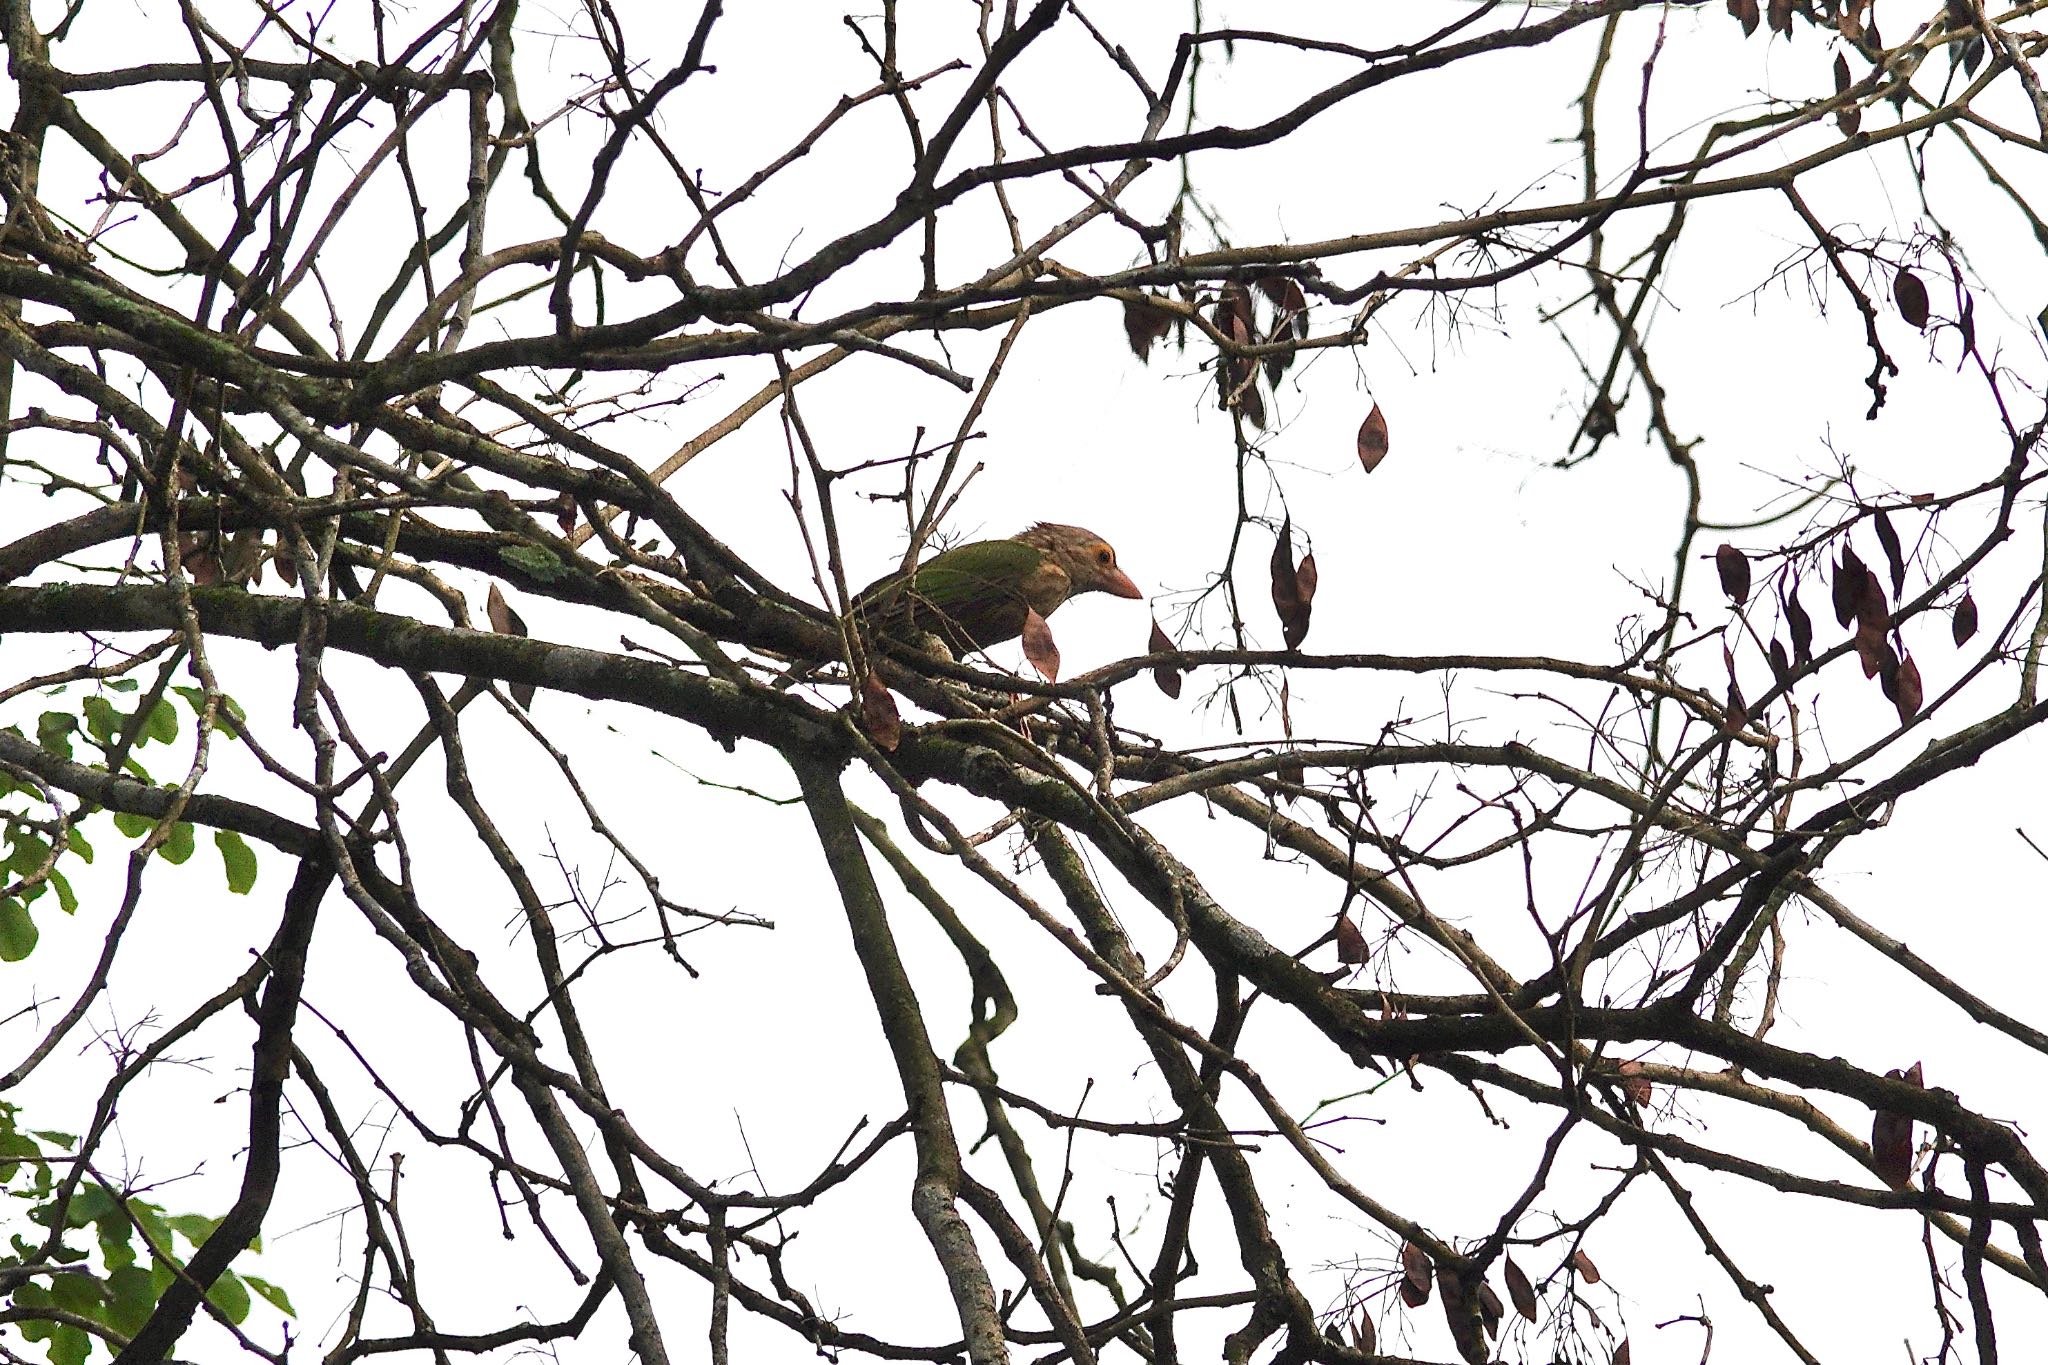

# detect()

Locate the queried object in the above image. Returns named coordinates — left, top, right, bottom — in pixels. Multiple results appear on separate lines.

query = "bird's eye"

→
left=1097, top=549, right=1112, bottom=564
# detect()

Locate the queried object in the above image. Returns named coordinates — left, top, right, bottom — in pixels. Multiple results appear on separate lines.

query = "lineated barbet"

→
left=857, top=523, right=1142, bottom=658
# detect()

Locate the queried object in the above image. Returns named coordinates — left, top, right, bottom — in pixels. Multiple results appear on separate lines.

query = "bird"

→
left=855, top=523, right=1142, bottom=659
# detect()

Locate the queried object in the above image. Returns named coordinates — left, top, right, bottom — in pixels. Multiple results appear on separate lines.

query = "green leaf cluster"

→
left=0, top=1103, right=293, bottom=1364
left=2, top=684, right=260, bottom=966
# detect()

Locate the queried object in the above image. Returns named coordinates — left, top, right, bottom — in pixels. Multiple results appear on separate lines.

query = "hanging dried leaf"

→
left=1959, top=32, right=1986, bottom=76
left=1855, top=567, right=1891, bottom=637
left=1439, top=1264, right=1489, bottom=1365
left=554, top=489, right=579, bottom=535
left=1856, top=625, right=1897, bottom=682
left=1834, top=53, right=1860, bottom=135
left=1335, top=911, right=1368, bottom=965
left=180, top=532, right=223, bottom=586
left=1768, top=638, right=1792, bottom=688
left=1873, top=508, right=1905, bottom=596
left=1351, top=1311, right=1376, bottom=1354
left=486, top=582, right=526, bottom=637
left=1715, top=543, right=1751, bottom=602
left=1505, top=1257, right=1538, bottom=1321
left=1960, top=290, right=1978, bottom=359
left=1894, top=268, right=1930, bottom=329
left=1476, top=1282, right=1504, bottom=1338
left=1256, top=277, right=1310, bottom=384
left=1614, top=1339, right=1632, bottom=1365
left=1894, top=654, right=1924, bottom=724
left=1572, top=1249, right=1601, bottom=1285
left=1953, top=592, right=1978, bottom=646
left=1618, top=1059, right=1653, bottom=1105
left=273, top=543, right=299, bottom=587
left=1277, top=676, right=1305, bottom=793
left=1270, top=520, right=1313, bottom=650
left=1785, top=583, right=1815, bottom=665
left=1723, top=645, right=1747, bottom=731
left=1255, top=276, right=1310, bottom=334
left=1730, top=0, right=1760, bottom=35
left=1148, top=619, right=1183, bottom=699
left=859, top=673, right=902, bottom=751
left=1871, top=1062, right=1922, bottom=1188
left=1021, top=606, right=1060, bottom=682
left=1769, top=0, right=1793, bottom=36
left=1295, top=553, right=1319, bottom=605
left=1833, top=547, right=1868, bottom=627
left=486, top=583, right=536, bottom=710
left=1214, top=283, right=1263, bottom=427
left=1122, top=294, right=1175, bottom=361
left=1357, top=402, right=1391, bottom=473
left=1400, top=1241, right=1434, bottom=1307
left=1239, top=380, right=1267, bottom=430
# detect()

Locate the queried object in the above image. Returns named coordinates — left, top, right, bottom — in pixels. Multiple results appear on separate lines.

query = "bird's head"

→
left=1017, top=523, right=1142, bottom=600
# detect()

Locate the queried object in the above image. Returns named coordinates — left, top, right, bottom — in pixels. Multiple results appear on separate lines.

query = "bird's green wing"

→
left=856, top=538, right=1055, bottom=652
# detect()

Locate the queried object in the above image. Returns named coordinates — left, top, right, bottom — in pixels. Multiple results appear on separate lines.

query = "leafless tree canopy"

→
left=4, top=2, right=2048, bottom=1364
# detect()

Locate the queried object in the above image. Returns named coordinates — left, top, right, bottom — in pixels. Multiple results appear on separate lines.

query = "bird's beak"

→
left=1102, top=566, right=1143, bottom=600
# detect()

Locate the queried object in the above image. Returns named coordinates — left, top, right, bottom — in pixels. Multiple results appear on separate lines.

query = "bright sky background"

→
left=7, top=3, right=2048, bottom=1363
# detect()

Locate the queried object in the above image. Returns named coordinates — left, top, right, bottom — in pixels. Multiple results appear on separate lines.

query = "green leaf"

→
left=111, top=811, right=151, bottom=840
left=36, top=711, right=76, bottom=760
left=0, top=900, right=37, bottom=962
left=48, top=1267, right=105, bottom=1315
left=49, top=1323, right=90, bottom=1365
left=106, top=1263, right=157, bottom=1335
left=133, top=1204, right=174, bottom=1260
left=66, top=1184, right=117, bottom=1227
left=66, top=826, right=93, bottom=863
left=159, top=822, right=195, bottom=866
left=97, top=1215, right=137, bottom=1271
left=107, top=678, right=138, bottom=693
left=243, top=1274, right=295, bottom=1317
left=205, top=1268, right=251, bottom=1324
left=163, top=1213, right=218, bottom=1246
left=171, top=686, right=243, bottom=740
left=49, top=868, right=76, bottom=915
left=81, top=695, right=119, bottom=745
left=145, top=698, right=178, bottom=745
left=214, top=831, right=257, bottom=895
left=499, top=543, right=568, bottom=582
left=7, top=832, right=49, bottom=877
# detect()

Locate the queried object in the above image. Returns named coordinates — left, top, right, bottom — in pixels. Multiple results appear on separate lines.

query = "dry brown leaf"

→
left=1021, top=606, right=1060, bottom=682
left=1894, top=269, right=1931, bottom=329
left=860, top=673, right=902, bottom=751
left=1270, top=521, right=1312, bottom=650
left=1715, top=543, right=1750, bottom=602
left=1953, top=592, right=1978, bottom=646
left=1894, top=654, right=1924, bottom=724
left=486, top=584, right=535, bottom=710
left=1357, top=402, right=1391, bottom=473
left=1400, top=1240, right=1433, bottom=1307
left=1335, top=912, right=1368, bottom=965
left=1148, top=619, right=1182, bottom=699
left=1873, top=507, right=1905, bottom=596
left=1785, top=582, right=1815, bottom=665
left=1504, top=1257, right=1538, bottom=1321
left=1122, top=294, right=1175, bottom=361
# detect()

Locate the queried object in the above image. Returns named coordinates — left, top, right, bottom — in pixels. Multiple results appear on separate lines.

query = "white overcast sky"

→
left=7, top=3, right=2048, bottom=1363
